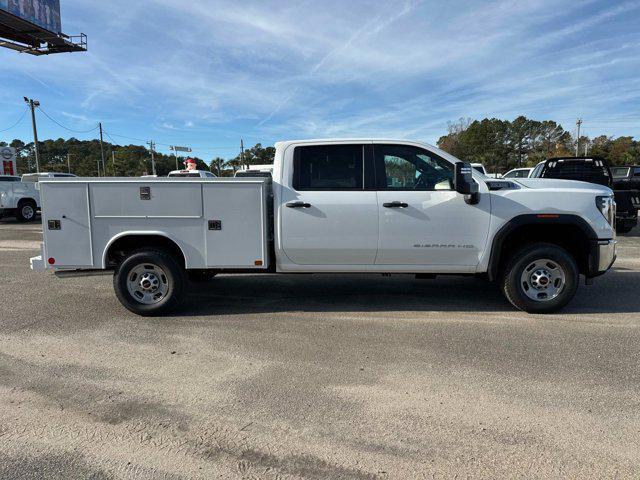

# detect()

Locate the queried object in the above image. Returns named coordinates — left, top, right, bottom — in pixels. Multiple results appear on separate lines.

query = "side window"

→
left=634, top=167, right=640, bottom=177
left=293, top=145, right=363, bottom=191
left=516, top=170, right=529, bottom=178
left=375, top=145, right=453, bottom=191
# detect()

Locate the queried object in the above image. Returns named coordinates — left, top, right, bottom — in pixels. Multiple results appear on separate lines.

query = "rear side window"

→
left=293, top=145, right=364, bottom=191
left=0, top=176, right=20, bottom=182
left=634, top=167, right=640, bottom=176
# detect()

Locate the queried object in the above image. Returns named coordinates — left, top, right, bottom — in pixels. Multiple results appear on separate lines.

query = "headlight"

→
left=596, top=195, right=616, bottom=226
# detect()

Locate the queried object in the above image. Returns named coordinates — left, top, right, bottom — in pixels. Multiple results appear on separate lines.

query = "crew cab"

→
left=0, top=175, right=40, bottom=222
left=30, top=139, right=617, bottom=316
left=530, top=157, right=639, bottom=233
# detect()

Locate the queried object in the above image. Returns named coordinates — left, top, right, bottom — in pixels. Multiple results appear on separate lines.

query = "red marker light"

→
left=48, top=257, right=56, bottom=265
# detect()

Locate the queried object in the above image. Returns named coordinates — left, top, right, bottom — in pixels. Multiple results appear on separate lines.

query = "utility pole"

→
left=98, top=122, right=106, bottom=176
left=241, top=139, right=247, bottom=170
left=67, top=153, right=71, bottom=173
left=24, top=97, right=40, bottom=173
left=575, top=118, right=582, bottom=156
left=111, top=151, right=116, bottom=176
left=147, top=141, right=157, bottom=176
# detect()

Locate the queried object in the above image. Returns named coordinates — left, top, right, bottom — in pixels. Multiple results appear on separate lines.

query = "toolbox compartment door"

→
left=90, top=183, right=203, bottom=218
left=203, top=182, right=267, bottom=268
left=41, top=182, right=93, bottom=267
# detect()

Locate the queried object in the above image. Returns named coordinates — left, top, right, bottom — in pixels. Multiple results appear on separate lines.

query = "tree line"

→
left=2, top=115, right=638, bottom=176
left=437, top=116, right=640, bottom=173
left=0, top=138, right=275, bottom=177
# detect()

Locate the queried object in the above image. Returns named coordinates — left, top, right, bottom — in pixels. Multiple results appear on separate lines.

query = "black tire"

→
left=113, top=249, right=185, bottom=316
left=16, top=200, right=37, bottom=222
left=616, top=224, right=634, bottom=234
left=501, top=243, right=579, bottom=314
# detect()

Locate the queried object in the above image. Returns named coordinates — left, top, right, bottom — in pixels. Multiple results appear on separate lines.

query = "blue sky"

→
left=1, top=0, right=639, bottom=161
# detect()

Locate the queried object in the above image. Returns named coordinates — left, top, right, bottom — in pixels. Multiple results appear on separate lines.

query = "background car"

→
left=503, top=167, right=533, bottom=179
left=167, top=170, right=217, bottom=178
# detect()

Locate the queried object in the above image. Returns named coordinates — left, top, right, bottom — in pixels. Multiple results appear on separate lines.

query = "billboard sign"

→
left=0, top=147, right=17, bottom=176
left=0, top=0, right=62, bottom=34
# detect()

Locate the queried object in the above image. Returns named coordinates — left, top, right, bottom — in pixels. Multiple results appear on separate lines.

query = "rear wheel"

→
left=114, top=249, right=185, bottom=316
left=501, top=243, right=579, bottom=313
left=16, top=200, right=37, bottom=222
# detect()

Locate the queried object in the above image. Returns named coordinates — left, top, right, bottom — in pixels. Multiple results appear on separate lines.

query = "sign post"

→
left=0, top=147, right=17, bottom=176
left=170, top=146, right=192, bottom=170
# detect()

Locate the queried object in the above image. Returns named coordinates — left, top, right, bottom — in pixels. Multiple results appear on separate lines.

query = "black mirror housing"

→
left=455, top=162, right=480, bottom=204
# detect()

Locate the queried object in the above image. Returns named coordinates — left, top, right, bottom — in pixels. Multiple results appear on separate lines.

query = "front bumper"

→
left=588, top=239, right=617, bottom=277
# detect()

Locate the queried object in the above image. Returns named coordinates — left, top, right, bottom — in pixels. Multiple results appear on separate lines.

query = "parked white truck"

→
left=30, top=139, right=617, bottom=315
left=0, top=175, right=40, bottom=221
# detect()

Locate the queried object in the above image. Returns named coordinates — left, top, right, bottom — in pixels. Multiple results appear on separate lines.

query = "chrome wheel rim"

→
left=520, top=258, right=566, bottom=302
left=126, top=263, right=169, bottom=305
left=22, top=205, right=35, bottom=220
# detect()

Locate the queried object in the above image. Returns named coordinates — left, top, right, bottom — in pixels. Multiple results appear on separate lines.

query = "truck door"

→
left=280, top=144, right=378, bottom=265
left=41, top=182, right=93, bottom=267
left=374, top=144, right=491, bottom=267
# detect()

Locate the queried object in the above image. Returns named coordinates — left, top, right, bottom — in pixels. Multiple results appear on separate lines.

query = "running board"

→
left=54, top=269, right=112, bottom=278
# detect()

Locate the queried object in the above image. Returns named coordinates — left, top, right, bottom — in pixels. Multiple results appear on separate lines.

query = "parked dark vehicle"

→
left=531, top=157, right=639, bottom=234
left=612, top=165, right=640, bottom=191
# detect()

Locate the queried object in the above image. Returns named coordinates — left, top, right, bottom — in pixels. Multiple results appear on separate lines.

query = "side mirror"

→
left=454, top=162, right=480, bottom=205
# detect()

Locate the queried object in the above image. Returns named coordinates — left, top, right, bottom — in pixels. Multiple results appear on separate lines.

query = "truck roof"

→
left=275, top=138, right=438, bottom=148
left=274, top=138, right=464, bottom=167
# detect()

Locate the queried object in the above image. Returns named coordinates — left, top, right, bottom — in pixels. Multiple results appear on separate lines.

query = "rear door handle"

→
left=286, top=201, right=311, bottom=208
left=383, top=201, right=408, bottom=208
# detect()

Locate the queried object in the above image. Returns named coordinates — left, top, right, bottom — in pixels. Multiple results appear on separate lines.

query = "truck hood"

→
left=514, top=178, right=612, bottom=195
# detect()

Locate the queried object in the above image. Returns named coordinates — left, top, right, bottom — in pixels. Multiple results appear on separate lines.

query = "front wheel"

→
left=114, top=249, right=185, bottom=316
left=501, top=243, right=579, bottom=313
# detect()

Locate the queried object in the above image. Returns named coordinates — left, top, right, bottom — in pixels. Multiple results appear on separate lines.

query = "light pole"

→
left=575, top=118, right=582, bottom=156
left=24, top=97, right=40, bottom=173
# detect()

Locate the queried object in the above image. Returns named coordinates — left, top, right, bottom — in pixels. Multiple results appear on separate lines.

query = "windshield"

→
left=611, top=167, right=630, bottom=178
left=169, top=173, right=201, bottom=178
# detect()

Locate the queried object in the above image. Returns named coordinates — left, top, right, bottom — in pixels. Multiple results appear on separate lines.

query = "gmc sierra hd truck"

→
left=30, top=139, right=617, bottom=315
left=0, top=175, right=40, bottom=222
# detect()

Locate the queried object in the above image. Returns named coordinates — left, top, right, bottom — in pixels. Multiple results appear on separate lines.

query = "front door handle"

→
left=383, top=201, right=408, bottom=208
left=286, top=201, right=311, bottom=208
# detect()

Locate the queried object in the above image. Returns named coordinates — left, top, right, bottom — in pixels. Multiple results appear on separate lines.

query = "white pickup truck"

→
left=30, top=139, right=617, bottom=315
left=0, top=175, right=40, bottom=222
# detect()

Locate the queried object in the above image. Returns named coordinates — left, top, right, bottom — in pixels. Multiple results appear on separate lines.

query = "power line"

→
left=36, top=106, right=100, bottom=134
left=103, top=131, right=118, bottom=145
left=104, top=130, right=240, bottom=152
left=0, top=108, right=28, bottom=133
left=104, top=131, right=149, bottom=144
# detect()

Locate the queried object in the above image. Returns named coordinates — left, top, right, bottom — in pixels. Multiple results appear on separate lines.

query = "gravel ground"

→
left=0, top=218, right=639, bottom=479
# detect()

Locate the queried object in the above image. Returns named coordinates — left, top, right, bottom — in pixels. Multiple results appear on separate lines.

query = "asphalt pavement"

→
left=1, top=218, right=639, bottom=479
